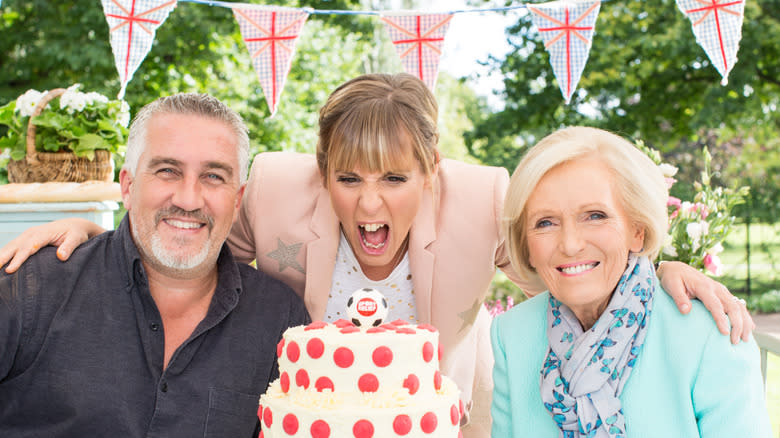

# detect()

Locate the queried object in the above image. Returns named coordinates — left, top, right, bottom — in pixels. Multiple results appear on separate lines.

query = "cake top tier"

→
left=276, top=319, right=444, bottom=398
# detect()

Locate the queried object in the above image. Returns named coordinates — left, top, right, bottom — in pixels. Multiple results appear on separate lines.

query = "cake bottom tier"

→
left=259, top=378, right=462, bottom=438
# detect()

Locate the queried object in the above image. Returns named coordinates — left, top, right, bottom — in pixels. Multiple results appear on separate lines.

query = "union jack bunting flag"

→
left=381, top=13, right=453, bottom=90
left=676, top=0, right=745, bottom=85
left=232, top=6, right=309, bottom=116
left=528, top=0, right=601, bottom=104
left=101, top=0, right=177, bottom=99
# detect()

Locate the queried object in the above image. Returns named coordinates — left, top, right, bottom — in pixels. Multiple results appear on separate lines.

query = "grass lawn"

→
left=719, top=222, right=780, bottom=297
left=769, top=353, right=780, bottom=437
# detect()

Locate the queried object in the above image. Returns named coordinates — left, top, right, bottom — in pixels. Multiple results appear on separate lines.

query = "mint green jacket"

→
left=490, top=286, right=772, bottom=437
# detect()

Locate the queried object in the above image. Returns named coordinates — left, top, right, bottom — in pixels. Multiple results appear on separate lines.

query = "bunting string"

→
left=83, top=0, right=748, bottom=113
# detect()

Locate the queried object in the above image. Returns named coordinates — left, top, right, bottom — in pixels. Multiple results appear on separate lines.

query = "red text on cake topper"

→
left=357, top=298, right=378, bottom=316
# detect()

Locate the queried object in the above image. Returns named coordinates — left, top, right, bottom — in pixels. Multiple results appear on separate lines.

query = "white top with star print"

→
left=325, top=232, right=418, bottom=323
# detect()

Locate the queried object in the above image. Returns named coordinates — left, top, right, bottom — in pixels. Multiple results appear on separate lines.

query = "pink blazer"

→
left=228, top=152, right=535, bottom=437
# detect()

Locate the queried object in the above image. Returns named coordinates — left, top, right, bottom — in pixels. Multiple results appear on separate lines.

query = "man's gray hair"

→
left=123, top=93, right=250, bottom=185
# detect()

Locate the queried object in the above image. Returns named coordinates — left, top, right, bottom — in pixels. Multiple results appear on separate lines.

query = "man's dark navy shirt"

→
left=0, top=216, right=310, bottom=437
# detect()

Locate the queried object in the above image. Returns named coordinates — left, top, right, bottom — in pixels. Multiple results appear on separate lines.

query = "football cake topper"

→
left=346, top=288, right=389, bottom=327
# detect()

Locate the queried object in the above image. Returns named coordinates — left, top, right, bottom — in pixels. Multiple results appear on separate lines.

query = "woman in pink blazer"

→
left=0, top=74, right=754, bottom=438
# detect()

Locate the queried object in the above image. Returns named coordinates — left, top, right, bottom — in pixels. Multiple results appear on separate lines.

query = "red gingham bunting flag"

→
left=101, top=0, right=178, bottom=99
left=232, top=6, right=309, bottom=116
left=676, top=0, right=745, bottom=85
left=528, top=0, right=601, bottom=104
left=381, top=13, right=453, bottom=90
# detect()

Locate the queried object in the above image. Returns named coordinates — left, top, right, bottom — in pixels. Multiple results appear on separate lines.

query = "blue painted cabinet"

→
left=0, top=201, right=119, bottom=248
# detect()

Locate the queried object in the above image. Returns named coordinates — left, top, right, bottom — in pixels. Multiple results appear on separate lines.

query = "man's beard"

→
left=149, top=232, right=211, bottom=270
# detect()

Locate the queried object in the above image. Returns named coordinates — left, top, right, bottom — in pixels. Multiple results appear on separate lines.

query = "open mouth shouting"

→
left=359, top=223, right=389, bottom=254
left=557, top=261, right=600, bottom=276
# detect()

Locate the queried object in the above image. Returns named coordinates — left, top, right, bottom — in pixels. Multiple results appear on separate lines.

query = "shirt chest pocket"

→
left=204, top=387, right=259, bottom=438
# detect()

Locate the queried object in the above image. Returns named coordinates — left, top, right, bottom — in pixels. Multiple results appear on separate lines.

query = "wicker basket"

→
left=7, top=88, right=114, bottom=183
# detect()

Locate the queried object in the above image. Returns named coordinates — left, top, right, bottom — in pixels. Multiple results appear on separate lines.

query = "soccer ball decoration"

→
left=347, top=288, right=389, bottom=327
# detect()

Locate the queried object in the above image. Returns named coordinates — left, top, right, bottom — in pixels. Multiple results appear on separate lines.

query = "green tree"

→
left=465, top=0, right=779, bottom=171
left=0, top=0, right=395, bottom=181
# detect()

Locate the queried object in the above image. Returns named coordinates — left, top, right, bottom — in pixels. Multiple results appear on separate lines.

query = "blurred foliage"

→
left=465, top=0, right=779, bottom=221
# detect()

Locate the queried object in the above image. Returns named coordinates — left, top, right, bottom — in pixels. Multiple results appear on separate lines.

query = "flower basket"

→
left=6, top=88, right=115, bottom=183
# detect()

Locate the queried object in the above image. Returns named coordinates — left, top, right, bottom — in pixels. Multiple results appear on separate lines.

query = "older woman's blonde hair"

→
left=316, top=73, right=439, bottom=182
left=503, top=126, right=668, bottom=283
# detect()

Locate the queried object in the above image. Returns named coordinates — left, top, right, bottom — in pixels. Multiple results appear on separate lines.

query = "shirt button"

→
left=150, top=323, right=160, bottom=331
left=161, top=382, right=168, bottom=393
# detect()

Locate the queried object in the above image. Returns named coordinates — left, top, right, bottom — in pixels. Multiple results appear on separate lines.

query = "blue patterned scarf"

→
left=540, top=254, right=655, bottom=438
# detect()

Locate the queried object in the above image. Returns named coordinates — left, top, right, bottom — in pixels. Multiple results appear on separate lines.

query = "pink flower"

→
left=667, top=196, right=682, bottom=219
left=703, top=254, right=724, bottom=276
left=694, top=202, right=709, bottom=220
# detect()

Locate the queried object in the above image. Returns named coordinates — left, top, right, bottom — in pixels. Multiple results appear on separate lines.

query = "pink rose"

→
left=703, top=254, right=724, bottom=276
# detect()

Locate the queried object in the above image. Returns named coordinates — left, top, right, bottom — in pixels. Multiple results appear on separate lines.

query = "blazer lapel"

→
left=304, top=186, right=340, bottom=321
left=409, top=181, right=439, bottom=325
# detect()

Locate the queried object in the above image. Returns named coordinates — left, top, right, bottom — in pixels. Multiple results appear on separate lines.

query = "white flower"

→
left=686, top=222, right=703, bottom=241
left=117, top=100, right=131, bottom=127
left=60, top=86, right=88, bottom=114
left=659, top=163, right=678, bottom=178
left=662, top=245, right=678, bottom=257
left=706, top=242, right=724, bottom=256
left=15, top=89, right=44, bottom=117
left=85, top=92, right=109, bottom=106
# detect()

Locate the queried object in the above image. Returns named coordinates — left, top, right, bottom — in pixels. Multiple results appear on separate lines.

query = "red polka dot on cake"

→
left=358, top=373, right=379, bottom=392
left=340, top=326, right=360, bottom=334
left=282, top=413, right=299, bottom=434
left=434, top=371, right=442, bottom=390
left=295, top=369, right=310, bottom=389
left=366, top=327, right=386, bottom=334
left=352, top=419, right=374, bottom=438
left=458, top=399, right=464, bottom=417
left=304, top=321, right=327, bottom=331
left=372, top=346, right=393, bottom=367
left=390, top=319, right=408, bottom=326
left=395, top=327, right=416, bottom=335
left=334, top=319, right=354, bottom=328
left=450, top=404, right=460, bottom=425
left=307, top=338, right=324, bottom=359
left=420, top=412, right=438, bottom=434
left=422, top=342, right=434, bottom=363
left=417, top=324, right=437, bottom=332
left=402, top=374, right=420, bottom=395
left=280, top=372, right=290, bottom=393
left=334, top=347, right=354, bottom=368
left=438, top=344, right=443, bottom=361
left=276, top=338, right=285, bottom=359
left=257, top=404, right=263, bottom=421
left=310, top=419, right=331, bottom=438
left=379, top=323, right=397, bottom=331
left=315, top=376, right=334, bottom=392
left=392, top=415, right=412, bottom=435
left=259, top=431, right=264, bottom=438
left=263, top=406, right=273, bottom=428
left=287, top=341, right=300, bottom=362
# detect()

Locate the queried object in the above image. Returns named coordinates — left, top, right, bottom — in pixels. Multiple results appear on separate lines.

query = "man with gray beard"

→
left=0, top=93, right=309, bottom=437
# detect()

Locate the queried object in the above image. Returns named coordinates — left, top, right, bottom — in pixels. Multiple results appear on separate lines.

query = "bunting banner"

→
left=528, top=0, right=601, bottom=104
left=101, top=0, right=178, bottom=99
left=232, top=6, right=309, bottom=116
left=676, top=0, right=745, bottom=85
left=381, top=13, right=453, bottom=90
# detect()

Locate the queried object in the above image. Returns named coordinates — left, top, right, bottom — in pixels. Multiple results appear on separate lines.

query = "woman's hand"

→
left=657, top=261, right=754, bottom=344
left=0, top=218, right=104, bottom=273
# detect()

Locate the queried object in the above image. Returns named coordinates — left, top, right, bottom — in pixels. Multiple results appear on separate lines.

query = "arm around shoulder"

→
left=692, top=324, right=772, bottom=436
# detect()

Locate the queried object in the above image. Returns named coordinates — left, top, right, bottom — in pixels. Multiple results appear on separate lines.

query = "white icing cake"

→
left=259, top=319, right=463, bottom=437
